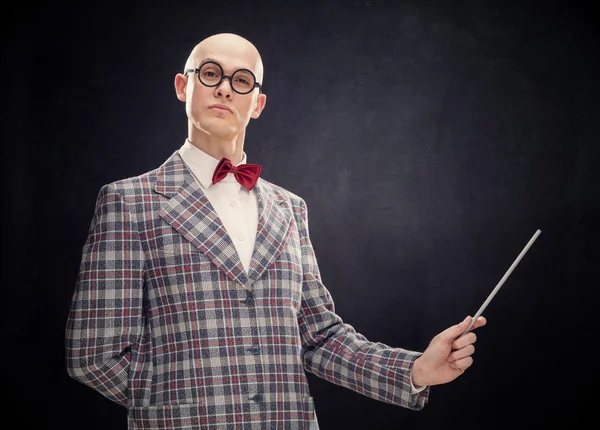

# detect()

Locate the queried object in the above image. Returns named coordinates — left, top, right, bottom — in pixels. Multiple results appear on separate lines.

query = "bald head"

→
left=184, top=33, right=264, bottom=84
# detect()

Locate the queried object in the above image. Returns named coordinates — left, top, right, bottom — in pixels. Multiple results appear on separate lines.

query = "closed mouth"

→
left=209, top=105, right=233, bottom=113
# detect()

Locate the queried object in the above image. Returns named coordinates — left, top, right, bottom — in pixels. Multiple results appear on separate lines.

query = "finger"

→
left=447, top=345, right=475, bottom=363
left=452, top=332, right=477, bottom=350
left=449, top=356, right=474, bottom=371
left=471, top=316, right=487, bottom=330
left=439, top=316, right=472, bottom=343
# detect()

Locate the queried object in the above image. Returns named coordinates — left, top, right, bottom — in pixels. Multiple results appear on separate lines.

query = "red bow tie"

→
left=212, top=157, right=262, bottom=191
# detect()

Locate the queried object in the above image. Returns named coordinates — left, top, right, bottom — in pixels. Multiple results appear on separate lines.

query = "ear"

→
left=174, top=73, right=188, bottom=101
left=250, top=93, right=267, bottom=119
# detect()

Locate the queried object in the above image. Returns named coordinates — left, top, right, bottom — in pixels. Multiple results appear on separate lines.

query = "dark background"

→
left=3, top=0, right=598, bottom=429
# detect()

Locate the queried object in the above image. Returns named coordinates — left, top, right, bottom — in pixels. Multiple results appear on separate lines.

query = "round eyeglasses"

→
left=185, top=61, right=262, bottom=95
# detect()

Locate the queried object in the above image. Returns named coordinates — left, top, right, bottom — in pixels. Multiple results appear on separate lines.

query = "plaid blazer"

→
left=66, top=150, right=429, bottom=429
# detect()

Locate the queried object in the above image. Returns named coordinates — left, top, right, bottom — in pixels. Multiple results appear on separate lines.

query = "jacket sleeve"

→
left=294, top=198, right=429, bottom=410
left=65, top=183, right=145, bottom=407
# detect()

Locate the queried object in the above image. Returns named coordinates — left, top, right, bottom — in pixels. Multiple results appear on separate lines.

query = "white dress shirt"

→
left=178, top=139, right=426, bottom=395
left=179, top=139, right=258, bottom=274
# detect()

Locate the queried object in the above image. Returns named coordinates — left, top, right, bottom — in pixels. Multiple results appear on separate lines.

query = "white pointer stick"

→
left=461, top=229, right=542, bottom=336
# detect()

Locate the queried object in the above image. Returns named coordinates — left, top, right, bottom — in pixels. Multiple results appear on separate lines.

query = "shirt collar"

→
left=179, top=139, right=248, bottom=190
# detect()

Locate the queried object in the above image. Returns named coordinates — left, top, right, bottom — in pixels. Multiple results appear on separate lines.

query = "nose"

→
left=215, top=77, right=233, bottom=99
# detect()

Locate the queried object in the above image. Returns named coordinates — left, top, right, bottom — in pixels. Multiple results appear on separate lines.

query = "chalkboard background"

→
left=4, top=0, right=598, bottom=428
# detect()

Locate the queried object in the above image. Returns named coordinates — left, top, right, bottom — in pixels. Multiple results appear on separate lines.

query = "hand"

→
left=411, top=316, right=487, bottom=387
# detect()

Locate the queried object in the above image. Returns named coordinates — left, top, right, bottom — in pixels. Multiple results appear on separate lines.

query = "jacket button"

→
left=245, top=297, right=255, bottom=306
left=251, top=345, right=260, bottom=355
left=251, top=394, right=263, bottom=402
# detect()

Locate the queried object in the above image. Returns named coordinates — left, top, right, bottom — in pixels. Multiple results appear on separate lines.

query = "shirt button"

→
left=251, top=394, right=263, bottom=403
left=238, top=235, right=244, bottom=242
left=251, top=346, right=260, bottom=355
left=229, top=201, right=237, bottom=207
left=245, top=297, right=255, bottom=306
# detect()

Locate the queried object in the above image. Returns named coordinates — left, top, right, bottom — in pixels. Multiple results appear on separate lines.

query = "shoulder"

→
left=97, top=167, right=161, bottom=200
left=96, top=149, right=182, bottom=200
left=258, top=178, right=308, bottom=212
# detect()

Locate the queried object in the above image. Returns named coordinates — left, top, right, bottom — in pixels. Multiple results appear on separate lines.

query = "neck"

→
left=188, top=124, right=245, bottom=164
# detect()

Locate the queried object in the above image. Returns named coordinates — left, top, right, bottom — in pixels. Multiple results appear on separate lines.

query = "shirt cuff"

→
left=410, top=372, right=427, bottom=394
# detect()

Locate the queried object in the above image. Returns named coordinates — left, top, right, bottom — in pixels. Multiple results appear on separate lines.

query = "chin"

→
left=197, top=119, right=239, bottom=138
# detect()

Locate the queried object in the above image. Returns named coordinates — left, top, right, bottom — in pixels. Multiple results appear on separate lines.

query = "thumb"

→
left=440, top=316, right=472, bottom=342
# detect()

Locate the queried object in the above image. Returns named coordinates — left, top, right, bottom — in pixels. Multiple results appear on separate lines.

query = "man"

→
left=65, top=33, right=486, bottom=429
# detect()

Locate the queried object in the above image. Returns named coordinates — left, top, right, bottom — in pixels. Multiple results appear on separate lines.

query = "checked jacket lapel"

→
left=155, top=151, right=292, bottom=288
left=247, top=179, right=292, bottom=282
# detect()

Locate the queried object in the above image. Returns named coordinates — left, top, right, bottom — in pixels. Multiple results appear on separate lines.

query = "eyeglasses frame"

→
left=184, top=61, right=263, bottom=95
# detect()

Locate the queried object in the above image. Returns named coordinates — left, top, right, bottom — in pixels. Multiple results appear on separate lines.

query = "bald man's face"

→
left=175, top=36, right=266, bottom=141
